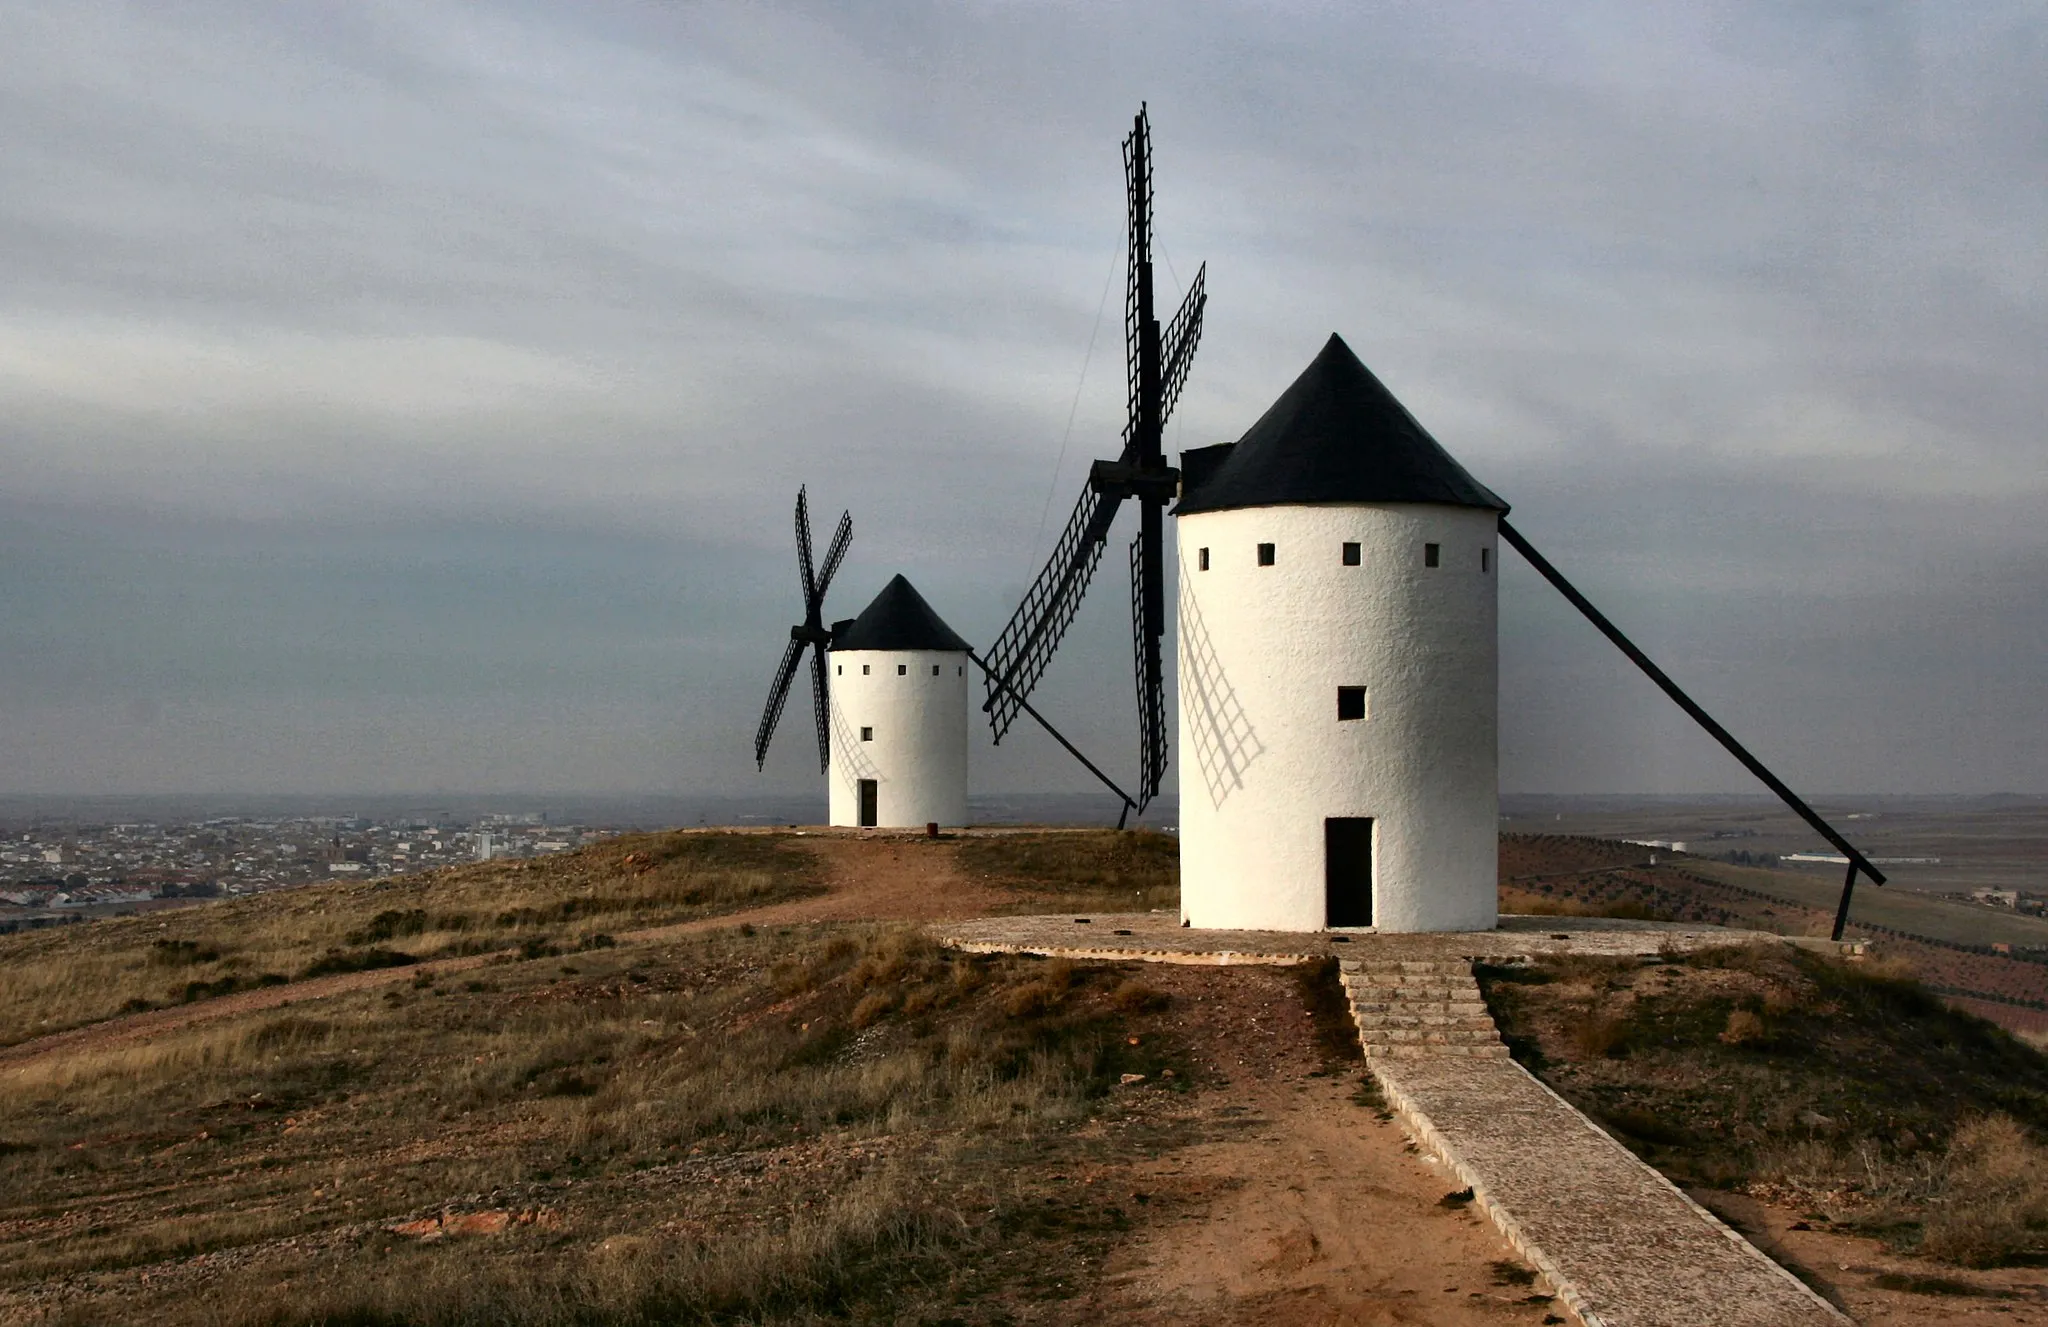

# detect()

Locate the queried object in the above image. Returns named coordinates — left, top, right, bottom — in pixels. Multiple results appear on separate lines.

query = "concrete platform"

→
left=933, top=914, right=1851, bottom=1327
left=933, top=910, right=1828, bottom=965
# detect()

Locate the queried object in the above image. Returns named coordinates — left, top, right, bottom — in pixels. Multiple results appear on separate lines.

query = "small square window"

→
left=1257, top=542, right=1275, bottom=566
left=859, top=726, right=873, bottom=742
left=1342, top=542, right=1361, bottom=566
left=1198, top=546, right=1210, bottom=571
left=862, top=664, right=870, bottom=675
left=1480, top=547, right=1490, bottom=573
left=897, top=663, right=907, bottom=676
left=1424, top=542, right=1440, bottom=568
left=931, top=664, right=940, bottom=676
left=1337, top=686, right=1368, bottom=721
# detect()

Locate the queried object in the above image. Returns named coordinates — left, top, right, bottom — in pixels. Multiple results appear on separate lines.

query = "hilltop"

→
left=2, top=829, right=2045, bottom=1325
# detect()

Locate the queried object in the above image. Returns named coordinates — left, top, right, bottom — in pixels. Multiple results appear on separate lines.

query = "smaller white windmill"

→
left=825, top=575, right=971, bottom=829
left=752, top=490, right=970, bottom=829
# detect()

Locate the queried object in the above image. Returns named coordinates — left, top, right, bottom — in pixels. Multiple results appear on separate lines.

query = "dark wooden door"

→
left=857, top=779, right=879, bottom=828
left=1325, top=817, right=1373, bottom=927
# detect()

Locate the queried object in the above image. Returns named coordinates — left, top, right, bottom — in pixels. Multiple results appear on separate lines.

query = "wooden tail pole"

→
left=969, top=650, right=1139, bottom=825
left=1497, top=518, right=1883, bottom=942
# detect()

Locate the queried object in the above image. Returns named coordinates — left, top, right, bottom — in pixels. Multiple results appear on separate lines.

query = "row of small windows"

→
left=1196, top=542, right=1489, bottom=572
left=837, top=663, right=965, bottom=676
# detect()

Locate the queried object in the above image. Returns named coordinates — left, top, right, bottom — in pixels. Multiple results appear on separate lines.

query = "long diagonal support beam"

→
left=1498, top=519, right=1884, bottom=941
left=970, top=650, right=1139, bottom=829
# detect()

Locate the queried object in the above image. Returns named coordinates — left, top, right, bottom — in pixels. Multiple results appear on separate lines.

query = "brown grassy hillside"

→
left=1477, top=943, right=2048, bottom=1268
left=0, top=832, right=822, bottom=1049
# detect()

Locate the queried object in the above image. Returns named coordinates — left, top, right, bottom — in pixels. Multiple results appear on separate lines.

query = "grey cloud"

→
left=1, top=0, right=2042, bottom=795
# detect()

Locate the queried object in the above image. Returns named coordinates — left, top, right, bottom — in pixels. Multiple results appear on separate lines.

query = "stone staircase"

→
left=1339, top=958, right=1510, bottom=1058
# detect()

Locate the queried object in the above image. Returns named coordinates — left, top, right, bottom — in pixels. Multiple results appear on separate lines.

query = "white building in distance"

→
left=826, top=575, right=971, bottom=829
left=1175, top=333, right=1506, bottom=933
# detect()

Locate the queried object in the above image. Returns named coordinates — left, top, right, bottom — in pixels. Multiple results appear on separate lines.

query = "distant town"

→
left=0, top=813, right=618, bottom=926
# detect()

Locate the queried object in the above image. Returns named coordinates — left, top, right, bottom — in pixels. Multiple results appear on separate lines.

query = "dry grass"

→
left=0, top=832, right=821, bottom=1049
left=1476, top=942, right=2048, bottom=1266
left=953, top=830, right=1178, bottom=915
left=0, top=919, right=1194, bottom=1325
left=1498, top=886, right=1675, bottom=923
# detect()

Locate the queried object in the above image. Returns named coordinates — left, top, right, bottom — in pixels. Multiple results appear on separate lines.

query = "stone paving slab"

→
left=1374, top=1052, right=1847, bottom=1326
left=933, top=911, right=1834, bottom=965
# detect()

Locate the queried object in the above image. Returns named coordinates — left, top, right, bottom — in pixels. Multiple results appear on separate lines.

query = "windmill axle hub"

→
left=1088, top=459, right=1180, bottom=502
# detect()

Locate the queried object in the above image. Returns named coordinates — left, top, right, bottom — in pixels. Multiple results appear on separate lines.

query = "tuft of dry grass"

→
left=954, top=830, right=1177, bottom=915
left=1915, top=1115, right=2048, bottom=1266
left=0, top=831, right=821, bottom=1049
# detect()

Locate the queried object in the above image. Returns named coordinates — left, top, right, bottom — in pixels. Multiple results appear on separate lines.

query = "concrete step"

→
left=1365, top=1042, right=1512, bottom=1059
left=1343, top=971, right=1479, bottom=988
left=1340, top=958, right=1473, bottom=974
left=1366, top=1026, right=1506, bottom=1045
left=1348, top=999, right=1489, bottom=1016
left=1352, top=1013, right=1500, bottom=1031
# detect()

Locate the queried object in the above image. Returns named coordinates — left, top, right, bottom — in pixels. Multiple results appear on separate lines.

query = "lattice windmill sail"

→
left=753, top=486, right=853, bottom=774
left=981, top=104, right=1207, bottom=812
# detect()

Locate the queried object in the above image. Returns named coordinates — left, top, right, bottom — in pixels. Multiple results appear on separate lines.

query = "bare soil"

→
left=1090, top=963, right=1559, bottom=1325
left=1700, top=1190, right=2048, bottom=1324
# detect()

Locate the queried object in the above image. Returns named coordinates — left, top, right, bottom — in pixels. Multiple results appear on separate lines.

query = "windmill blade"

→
left=753, top=636, right=806, bottom=770
left=982, top=480, right=1119, bottom=740
left=1160, top=263, right=1206, bottom=427
left=1120, top=108, right=1152, bottom=457
left=1129, top=532, right=1167, bottom=810
left=816, top=509, right=853, bottom=602
left=810, top=642, right=831, bottom=775
left=794, top=487, right=818, bottom=607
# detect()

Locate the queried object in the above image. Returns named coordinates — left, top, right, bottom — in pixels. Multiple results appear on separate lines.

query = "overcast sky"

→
left=2, top=1, right=2042, bottom=799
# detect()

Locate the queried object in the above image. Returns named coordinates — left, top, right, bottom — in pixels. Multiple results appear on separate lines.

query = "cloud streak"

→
left=1, top=0, right=2042, bottom=795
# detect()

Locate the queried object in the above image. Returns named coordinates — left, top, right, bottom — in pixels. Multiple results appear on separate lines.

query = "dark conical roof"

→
left=1175, top=333, right=1507, bottom=515
left=830, top=574, right=971, bottom=652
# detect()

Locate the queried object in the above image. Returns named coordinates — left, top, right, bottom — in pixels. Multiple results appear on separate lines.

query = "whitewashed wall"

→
left=1176, top=503, right=1498, bottom=931
left=827, top=648, right=970, bottom=828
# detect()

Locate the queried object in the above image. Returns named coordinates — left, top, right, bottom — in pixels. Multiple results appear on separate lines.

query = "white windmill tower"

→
left=751, top=493, right=972, bottom=830
left=825, top=575, right=971, bottom=829
left=1174, top=334, right=1508, bottom=933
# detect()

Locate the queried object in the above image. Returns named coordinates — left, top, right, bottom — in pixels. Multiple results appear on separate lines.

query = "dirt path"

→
left=0, top=955, right=501, bottom=1073
left=1, top=834, right=1001, bottom=1078
left=1089, top=965, right=1562, bottom=1326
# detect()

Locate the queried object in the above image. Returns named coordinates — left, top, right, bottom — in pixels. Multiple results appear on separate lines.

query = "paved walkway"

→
left=934, top=914, right=1852, bottom=1327
left=1376, top=1047, right=1844, bottom=1326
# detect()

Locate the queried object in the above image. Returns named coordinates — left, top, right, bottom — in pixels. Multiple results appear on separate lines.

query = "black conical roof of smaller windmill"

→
left=831, top=574, right=971, bottom=652
left=1177, top=333, right=1507, bottom=515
